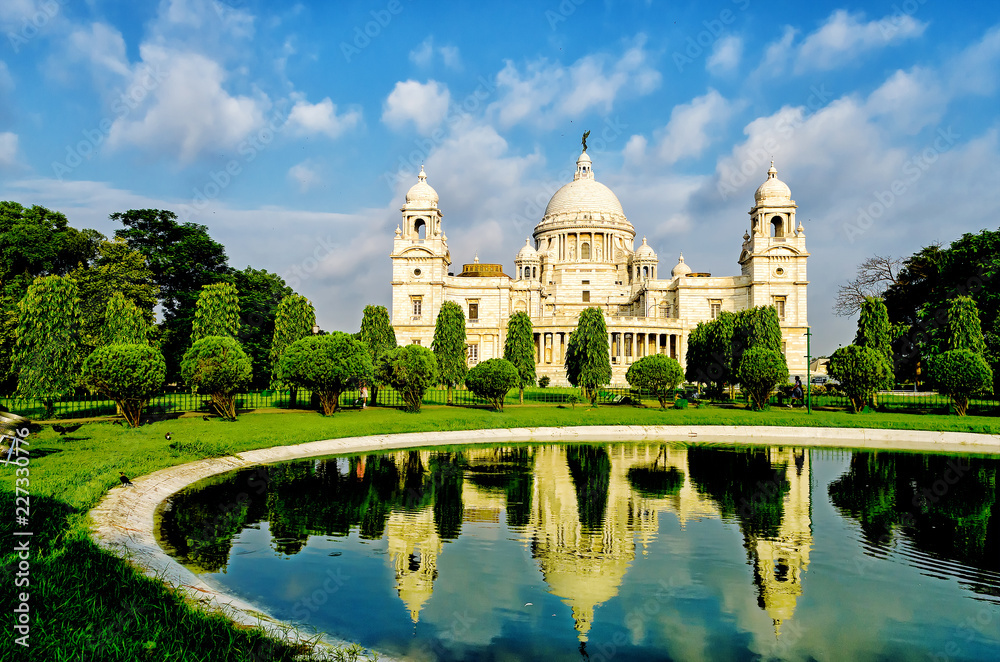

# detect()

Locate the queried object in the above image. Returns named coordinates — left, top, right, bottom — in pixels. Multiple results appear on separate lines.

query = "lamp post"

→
left=805, top=327, right=812, bottom=414
left=312, top=323, right=320, bottom=335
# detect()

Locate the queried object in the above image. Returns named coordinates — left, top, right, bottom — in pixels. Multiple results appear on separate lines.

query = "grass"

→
left=2, top=400, right=998, bottom=661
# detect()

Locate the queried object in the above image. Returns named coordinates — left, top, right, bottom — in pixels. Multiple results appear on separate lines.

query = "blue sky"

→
left=2, top=0, right=1000, bottom=354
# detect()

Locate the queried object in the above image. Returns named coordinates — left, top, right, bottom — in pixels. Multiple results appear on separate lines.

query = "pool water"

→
left=157, top=443, right=1000, bottom=661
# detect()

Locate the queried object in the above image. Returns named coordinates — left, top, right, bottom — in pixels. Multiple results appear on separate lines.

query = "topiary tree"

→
left=13, top=275, right=83, bottom=418
left=731, top=306, right=783, bottom=385
left=503, top=311, right=536, bottom=404
left=81, top=344, right=166, bottom=427
left=928, top=349, right=993, bottom=416
left=626, top=354, right=685, bottom=408
left=181, top=336, right=252, bottom=420
left=100, top=292, right=151, bottom=346
left=465, top=358, right=520, bottom=412
left=432, top=301, right=467, bottom=404
left=359, top=304, right=397, bottom=407
left=191, top=282, right=240, bottom=342
left=946, top=296, right=988, bottom=355
left=855, top=297, right=895, bottom=404
left=377, top=344, right=439, bottom=412
left=684, top=321, right=710, bottom=386
left=276, top=332, right=373, bottom=416
left=706, top=311, right=737, bottom=396
left=827, top=345, right=892, bottom=413
left=269, top=294, right=315, bottom=407
left=565, top=307, right=612, bottom=405
left=735, top=347, right=788, bottom=410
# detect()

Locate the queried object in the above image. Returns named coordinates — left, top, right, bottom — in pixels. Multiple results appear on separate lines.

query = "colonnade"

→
left=532, top=331, right=684, bottom=366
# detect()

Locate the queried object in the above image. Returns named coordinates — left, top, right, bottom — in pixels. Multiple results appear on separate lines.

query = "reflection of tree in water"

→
left=687, top=447, right=790, bottom=538
left=566, top=445, right=611, bottom=532
left=829, top=452, right=999, bottom=583
left=464, top=447, right=534, bottom=528
left=429, top=452, right=465, bottom=540
left=627, top=447, right=684, bottom=498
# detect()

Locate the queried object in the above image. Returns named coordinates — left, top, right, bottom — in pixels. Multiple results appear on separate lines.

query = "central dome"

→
left=537, top=152, right=628, bottom=231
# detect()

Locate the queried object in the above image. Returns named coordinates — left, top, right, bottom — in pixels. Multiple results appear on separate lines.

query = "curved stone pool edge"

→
left=87, top=425, right=1000, bottom=659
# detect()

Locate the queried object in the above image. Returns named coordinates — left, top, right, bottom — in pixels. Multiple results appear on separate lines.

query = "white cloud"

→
left=439, top=45, right=462, bottom=70
left=106, top=45, right=267, bottom=163
left=0, top=61, right=12, bottom=91
left=706, top=36, right=742, bottom=75
left=409, top=37, right=462, bottom=70
left=946, top=24, right=1000, bottom=96
left=656, top=90, right=738, bottom=164
left=796, top=10, right=927, bottom=73
left=287, top=160, right=321, bottom=193
left=66, top=22, right=131, bottom=77
left=0, top=132, right=18, bottom=167
left=489, top=36, right=661, bottom=128
left=381, top=79, right=451, bottom=135
left=754, top=26, right=796, bottom=77
left=865, top=68, right=945, bottom=134
left=286, top=97, right=361, bottom=138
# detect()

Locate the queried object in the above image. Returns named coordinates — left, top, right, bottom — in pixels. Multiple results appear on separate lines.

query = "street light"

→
left=312, top=324, right=320, bottom=335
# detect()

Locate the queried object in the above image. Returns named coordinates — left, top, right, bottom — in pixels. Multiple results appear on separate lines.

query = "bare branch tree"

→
left=833, top=255, right=903, bottom=317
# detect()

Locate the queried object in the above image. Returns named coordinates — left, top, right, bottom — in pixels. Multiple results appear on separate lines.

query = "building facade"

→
left=390, top=151, right=809, bottom=385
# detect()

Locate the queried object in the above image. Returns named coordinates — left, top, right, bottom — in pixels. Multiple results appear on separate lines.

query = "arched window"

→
left=532, top=266, right=537, bottom=279
left=581, top=242, right=590, bottom=260
left=414, top=218, right=427, bottom=240
left=770, top=215, right=784, bottom=237
left=643, top=266, right=649, bottom=278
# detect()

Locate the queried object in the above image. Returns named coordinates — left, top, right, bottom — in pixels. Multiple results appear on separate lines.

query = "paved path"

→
left=88, top=425, right=1000, bottom=658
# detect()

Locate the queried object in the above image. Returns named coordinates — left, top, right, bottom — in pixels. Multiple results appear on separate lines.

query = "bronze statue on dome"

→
left=582, top=130, right=590, bottom=152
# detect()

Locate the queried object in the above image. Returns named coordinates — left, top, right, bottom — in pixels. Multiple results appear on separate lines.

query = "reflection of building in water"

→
left=384, top=506, right=441, bottom=623
left=746, top=448, right=812, bottom=637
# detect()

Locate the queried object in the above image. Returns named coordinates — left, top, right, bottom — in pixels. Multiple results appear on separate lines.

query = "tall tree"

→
left=565, top=307, right=612, bottom=404
left=946, top=296, right=988, bottom=355
left=855, top=297, right=895, bottom=403
left=233, top=267, right=293, bottom=389
left=432, top=301, right=467, bottom=405
left=269, top=295, right=316, bottom=389
left=359, top=304, right=397, bottom=407
left=112, top=209, right=231, bottom=379
left=191, top=282, right=240, bottom=342
left=731, top=306, right=783, bottom=379
left=12, top=275, right=82, bottom=417
left=100, top=292, right=151, bottom=346
left=706, top=310, right=737, bottom=396
left=503, top=311, right=536, bottom=404
left=684, top=321, right=710, bottom=386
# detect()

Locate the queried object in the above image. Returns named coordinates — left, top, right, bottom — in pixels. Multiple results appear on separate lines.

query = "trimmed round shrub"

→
left=735, top=347, right=788, bottom=410
left=626, top=354, right=685, bottom=408
left=277, top=332, right=374, bottom=416
left=82, top=344, right=166, bottom=427
left=465, top=358, right=519, bottom=412
left=928, top=349, right=993, bottom=416
left=827, top=345, right=892, bottom=413
left=181, top=336, right=252, bottom=420
left=538, top=376, right=551, bottom=388
left=377, top=345, right=439, bottom=412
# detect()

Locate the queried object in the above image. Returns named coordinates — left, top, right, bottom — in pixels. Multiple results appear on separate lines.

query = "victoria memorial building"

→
left=390, top=147, right=809, bottom=386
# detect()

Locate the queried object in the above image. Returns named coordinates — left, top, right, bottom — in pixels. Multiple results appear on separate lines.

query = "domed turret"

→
left=515, top=238, right=541, bottom=281
left=517, top=238, right=539, bottom=260
left=671, top=253, right=692, bottom=278
left=635, top=236, right=656, bottom=259
left=405, top=166, right=439, bottom=208
left=754, top=161, right=791, bottom=204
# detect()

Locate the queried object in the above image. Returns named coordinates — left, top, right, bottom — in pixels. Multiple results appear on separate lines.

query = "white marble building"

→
left=390, top=151, right=809, bottom=386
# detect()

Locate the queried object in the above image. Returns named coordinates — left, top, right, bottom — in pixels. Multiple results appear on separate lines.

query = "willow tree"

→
left=269, top=294, right=315, bottom=406
left=100, top=292, right=151, bottom=346
left=565, top=307, right=612, bottom=405
left=191, top=282, right=240, bottom=342
left=13, top=275, right=82, bottom=417
left=432, top=301, right=467, bottom=404
left=359, top=304, right=397, bottom=407
left=503, top=311, right=536, bottom=404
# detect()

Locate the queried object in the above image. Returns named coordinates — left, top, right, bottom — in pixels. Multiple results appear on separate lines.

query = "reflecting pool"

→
left=157, top=443, right=1000, bottom=661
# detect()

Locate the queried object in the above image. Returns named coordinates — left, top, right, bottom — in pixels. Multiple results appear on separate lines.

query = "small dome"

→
left=405, top=166, right=439, bottom=207
left=671, top=253, right=692, bottom=278
left=754, top=161, right=791, bottom=204
left=516, top=238, right=539, bottom=260
left=635, top=237, right=657, bottom=259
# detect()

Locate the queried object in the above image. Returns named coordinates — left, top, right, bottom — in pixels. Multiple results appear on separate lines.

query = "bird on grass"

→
left=119, top=472, right=133, bottom=486
left=165, top=432, right=171, bottom=441
left=203, top=416, right=210, bottom=421
left=52, top=423, right=83, bottom=435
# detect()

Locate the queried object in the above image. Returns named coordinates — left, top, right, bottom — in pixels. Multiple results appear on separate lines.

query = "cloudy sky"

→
left=2, top=0, right=999, bottom=354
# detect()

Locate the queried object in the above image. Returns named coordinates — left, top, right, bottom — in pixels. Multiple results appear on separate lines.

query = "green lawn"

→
left=2, top=402, right=998, bottom=661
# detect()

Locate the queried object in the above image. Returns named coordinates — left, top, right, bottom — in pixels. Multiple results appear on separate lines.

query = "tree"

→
left=277, top=333, right=373, bottom=416
left=565, top=307, right=612, bottom=404
left=827, top=345, right=892, bottom=413
left=81, top=344, right=166, bottom=427
left=231, top=267, right=293, bottom=389
left=685, top=321, right=710, bottom=386
left=269, top=295, right=316, bottom=385
left=359, top=305, right=397, bottom=407
left=626, top=354, right=685, bottom=408
left=731, top=306, right=783, bottom=381
left=705, top=311, right=737, bottom=396
left=112, top=209, right=231, bottom=380
left=432, top=301, right=467, bottom=404
left=13, top=275, right=82, bottom=417
left=946, top=296, right=987, bottom=355
left=465, top=358, right=519, bottom=411
left=855, top=296, right=895, bottom=404
left=191, top=282, right=240, bottom=342
left=377, top=345, right=438, bottom=412
left=180, top=336, right=252, bottom=421
left=735, top=347, right=788, bottom=410
left=100, top=292, right=151, bottom=346
left=503, top=311, right=536, bottom=404
left=928, top=350, right=993, bottom=416
left=834, top=255, right=903, bottom=317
